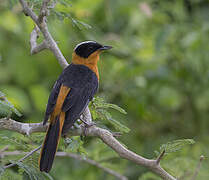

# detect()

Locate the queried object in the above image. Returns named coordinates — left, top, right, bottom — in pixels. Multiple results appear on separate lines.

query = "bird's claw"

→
left=82, top=121, right=96, bottom=136
left=83, top=121, right=96, bottom=127
left=112, top=132, right=122, bottom=137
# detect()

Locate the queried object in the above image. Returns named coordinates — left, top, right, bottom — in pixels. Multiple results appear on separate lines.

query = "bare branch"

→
left=0, top=118, right=81, bottom=136
left=156, top=150, right=165, bottom=165
left=19, top=0, right=38, bottom=23
left=30, top=26, right=48, bottom=54
left=0, top=146, right=9, bottom=158
left=1, top=151, right=127, bottom=180
left=0, top=118, right=47, bottom=135
left=3, top=145, right=42, bottom=169
left=57, top=152, right=128, bottom=180
left=85, top=126, right=176, bottom=180
left=19, top=0, right=68, bottom=68
left=38, top=0, right=51, bottom=23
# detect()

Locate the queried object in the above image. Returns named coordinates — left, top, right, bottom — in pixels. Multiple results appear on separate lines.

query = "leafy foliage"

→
left=64, top=136, right=87, bottom=157
left=155, top=139, right=195, bottom=157
left=6, top=160, right=53, bottom=180
left=90, top=97, right=129, bottom=133
left=91, top=97, right=127, bottom=114
left=0, top=91, right=22, bottom=117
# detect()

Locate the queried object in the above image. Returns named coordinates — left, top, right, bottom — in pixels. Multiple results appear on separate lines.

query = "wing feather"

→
left=43, top=64, right=98, bottom=129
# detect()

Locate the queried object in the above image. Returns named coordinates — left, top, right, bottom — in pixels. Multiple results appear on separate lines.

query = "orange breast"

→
left=72, top=52, right=100, bottom=80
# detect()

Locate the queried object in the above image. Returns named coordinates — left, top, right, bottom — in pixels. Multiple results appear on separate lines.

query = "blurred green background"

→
left=0, top=0, right=209, bottom=179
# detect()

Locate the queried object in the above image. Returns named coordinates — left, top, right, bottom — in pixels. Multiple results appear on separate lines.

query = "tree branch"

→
left=56, top=152, right=128, bottom=180
left=19, top=0, right=68, bottom=69
left=0, top=118, right=81, bottom=136
left=38, top=0, right=51, bottom=23
left=156, top=150, right=165, bottom=165
left=0, top=151, right=127, bottom=180
left=7, top=1, right=178, bottom=179
left=3, top=145, right=42, bottom=169
left=30, top=26, right=48, bottom=54
left=0, top=117, right=176, bottom=180
left=191, top=155, right=205, bottom=180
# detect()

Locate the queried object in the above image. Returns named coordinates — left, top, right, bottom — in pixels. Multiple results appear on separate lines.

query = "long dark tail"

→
left=39, top=112, right=65, bottom=173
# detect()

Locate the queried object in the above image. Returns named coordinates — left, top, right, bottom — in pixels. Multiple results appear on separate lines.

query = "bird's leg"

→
left=80, top=119, right=96, bottom=127
left=79, top=118, right=96, bottom=136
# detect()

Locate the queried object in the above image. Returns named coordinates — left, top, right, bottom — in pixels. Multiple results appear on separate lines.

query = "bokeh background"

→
left=0, top=0, right=209, bottom=179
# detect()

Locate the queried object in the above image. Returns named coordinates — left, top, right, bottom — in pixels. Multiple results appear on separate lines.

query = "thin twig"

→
left=38, top=0, right=51, bottom=23
left=0, top=146, right=9, bottom=158
left=156, top=150, right=165, bottom=165
left=30, top=26, right=48, bottom=54
left=0, top=146, right=9, bottom=154
left=48, top=0, right=57, bottom=9
left=3, top=145, right=42, bottom=169
left=56, top=152, right=128, bottom=180
left=1, top=151, right=127, bottom=180
left=191, top=155, right=205, bottom=180
left=19, top=0, right=68, bottom=68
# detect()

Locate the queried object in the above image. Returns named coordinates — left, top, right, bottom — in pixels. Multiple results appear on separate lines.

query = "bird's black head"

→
left=74, top=41, right=112, bottom=58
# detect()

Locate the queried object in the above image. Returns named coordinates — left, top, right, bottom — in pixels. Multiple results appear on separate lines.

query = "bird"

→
left=39, top=41, right=112, bottom=173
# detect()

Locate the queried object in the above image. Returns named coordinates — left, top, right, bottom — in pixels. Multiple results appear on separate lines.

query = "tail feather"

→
left=39, top=112, right=65, bottom=172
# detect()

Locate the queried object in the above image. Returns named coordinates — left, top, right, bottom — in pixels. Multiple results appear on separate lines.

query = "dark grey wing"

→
left=43, top=63, right=98, bottom=127
left=61, top=81, right=98, bottom=134
left=42, top=64, right=72, bottom=125
left=43, top=80, right=62, bottom=125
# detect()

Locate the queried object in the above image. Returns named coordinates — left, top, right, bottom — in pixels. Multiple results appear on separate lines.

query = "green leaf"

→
left=14, top=161, right=53, bottom=180
left=108, top=118, right=130, bottom=133
left=43, top=172, right=54, bottom=180
left=0, top=91, right=22, bottom=117
left=52, top=10, right=92, bottom=29
left=90, top=97, right=129, bottom=133
left=92, top=97, right=127, bottom=114
left=0, top=135, right=29, bottom=150
left=13, top=161, right=36, bottom=180
left=97, top=109, right=130, bottom=133
left=71, top=18, right=92, bottom=30
left=76, top=20, right=92, bottom=29
left=157, top=139, right=195, bottom=155
left=59, top=0, right=72, bottom=7
left=104, top=103, right=127, bottom=114
left=64, top=137, right=87, bottom=158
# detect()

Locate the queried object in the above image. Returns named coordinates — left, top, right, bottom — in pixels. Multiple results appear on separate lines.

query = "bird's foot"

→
left=80, top=119, right=96, bottom=127
left=81, top=121, right=96, bottom=136
left=112, top=132, right=122, bottom=137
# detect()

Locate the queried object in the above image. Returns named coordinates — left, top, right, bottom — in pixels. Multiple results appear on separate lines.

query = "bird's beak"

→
left=99, top=45, right=112, bottom=51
